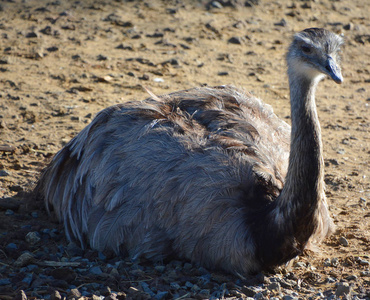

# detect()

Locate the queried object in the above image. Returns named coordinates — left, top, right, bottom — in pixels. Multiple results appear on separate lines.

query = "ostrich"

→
left=35, top=28, right=343, bottom=275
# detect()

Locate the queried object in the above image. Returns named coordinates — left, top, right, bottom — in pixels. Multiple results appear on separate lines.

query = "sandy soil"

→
left=0, top=0, right=369, bottom=299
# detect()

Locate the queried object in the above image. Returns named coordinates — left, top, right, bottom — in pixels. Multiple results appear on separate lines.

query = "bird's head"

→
left=287, top=28, right=344, bottom=84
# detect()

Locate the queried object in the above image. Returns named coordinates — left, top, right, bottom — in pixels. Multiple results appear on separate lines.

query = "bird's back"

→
left=37, top=85, right=291, bottom=274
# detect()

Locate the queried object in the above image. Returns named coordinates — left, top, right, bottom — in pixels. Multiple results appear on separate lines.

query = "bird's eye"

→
left=301, top=45, right=312, bottom=54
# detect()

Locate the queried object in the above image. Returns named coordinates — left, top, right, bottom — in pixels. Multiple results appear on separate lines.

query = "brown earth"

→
left=0, top=0, right=369, bottom=299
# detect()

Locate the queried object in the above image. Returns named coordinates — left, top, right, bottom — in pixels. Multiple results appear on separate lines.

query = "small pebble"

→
left=25, top=232, right=41, bottom=244
left=0, top=278, right=11, bottom=286
left=294, top=261, right=306, bottom=268
left=267, top=282, right=281, bottom=292
left=339, top=236, right=349, bottom=247
left=6, top=243, right=17, bottom=250
left=14, top=290, right=27, bottom=300
left=5, top=209, right=14, bottom=215
left=0, top=169, right=10, bottom=176
left=14, top=252, right=35, bottom=267
left=346, top=275, right=357, bottom=281
left=154, top=291, right=168, bottom=300
left=335, top=282, right=352, bottom=297
left=359, top=259, right=370, bottom=266
left=90, top=266, right=103, bottom=275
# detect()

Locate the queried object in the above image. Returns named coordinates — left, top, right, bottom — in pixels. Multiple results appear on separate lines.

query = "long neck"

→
left=281, top=74, right=324, bottom=209
left=254, top=73, right=325, bottom=268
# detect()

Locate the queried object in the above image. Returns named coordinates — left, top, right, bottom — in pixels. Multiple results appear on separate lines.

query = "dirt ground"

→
left=0, top=0, right=369, bottom=299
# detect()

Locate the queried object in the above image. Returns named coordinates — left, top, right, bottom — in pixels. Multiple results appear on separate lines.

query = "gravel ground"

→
left=0, top=0, right=369, bottom=299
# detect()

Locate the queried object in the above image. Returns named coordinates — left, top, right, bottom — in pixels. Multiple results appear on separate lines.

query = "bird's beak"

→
left=325, top=57, right=343, bottom=84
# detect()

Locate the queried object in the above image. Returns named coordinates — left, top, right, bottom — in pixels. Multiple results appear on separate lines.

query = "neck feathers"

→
left=253, top=74, right=327, bottom=269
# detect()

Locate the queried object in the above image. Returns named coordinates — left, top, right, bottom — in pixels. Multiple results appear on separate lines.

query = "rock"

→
left=197, top=289, right=210, bottom=299
left=346, top=275, right=357, bottom=281
left=267, top=282, right=281, bottom=292
left=127, top=286, right=151, bottom=300
left=170, top=282, right=181, bottom=290
left=0, top=169, right=10, bottom=176
left=339, top=236, right=349, bottom=246
left=359, top=259, right=370, bottom=266
left=283, top=296, right=298, bottom=300
left=90, top=266, right=103, bottom=275
left=0, top=278, right=11, bottom=285
left=274, top=18, right=287, bottom=27
left=343, top=23, right=354, bottom=30
left=210, top=1, right=223, bottom=9
left=6, top=243, right=17, bottom=250
left=14, top=252, right=35, bottom=267
left=97, top=54, right=108, bottom=61
left=47, top=46, right=59, bottom=52
left=154, top=291, right=168, bottom=300
left=139, top=281, right=155, bottom=297
left=5, top=209, right=14, bottom=215
left=14, top=290, right=27, bottom=300
left=241, top=286, right=257, bottom=297
left=228, top=36, right=243, bottom=44
left=294, top=261, right=306, bottom=268
left=69, top=288, right=82, bottom=298
left=40, top=26, right=52, bottom=35
left=25, top=232, right=41, bottom=244
left=335, top=282, right=352, bottom=297
left=26, top=32, right=38, bottom=38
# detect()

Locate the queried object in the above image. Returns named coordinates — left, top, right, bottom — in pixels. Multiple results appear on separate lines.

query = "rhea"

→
left=35, top=28, right=343, bottom=275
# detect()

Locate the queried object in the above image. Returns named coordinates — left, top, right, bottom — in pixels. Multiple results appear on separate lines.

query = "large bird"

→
left=35, top=28, right=343, bottom=275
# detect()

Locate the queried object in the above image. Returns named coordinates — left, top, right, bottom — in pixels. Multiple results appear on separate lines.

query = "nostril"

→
left=325, top=65, right=331, bottom=72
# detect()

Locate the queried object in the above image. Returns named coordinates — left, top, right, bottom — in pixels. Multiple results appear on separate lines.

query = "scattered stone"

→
left=90, top=266, right=103, bottom=275
left=14, top=252, right=35, bottom=267
left=26, top=32, right=38, bottom=38
left=197, top=289, right=211, bottom=299
left=339, top=236, right=349, bottom=246
left=154, top=291, right=168, bottom=300
left=228, top=36, right=244, bottom=44
left=241, top=286, right=258, bottom=297
left=50, top=290, right=62, bottom=300
left=69, top=288, right=82, bottom=298
left=6, top=243, right=17, bottom=250
left=139, top=74, right=150, bottom=80
left=274, top=18, right=287, bottom=27
left=210, top=1, right=223, bottom=9
left=335, top=282, right=352, bottom=297
left=294, top=261, right=306, bottom=268
left=97, top=54, right=108, bottom=61
left=267, top=282, right=281, bottom=292
left=0, top=278, right=11, bottom=286
left=346, top=275, right=357, bottom=281
left=14, top=290, right=27, bottom=300
left=283, top=296, right=298, bottom=300
left=47, top=46, right=59, bottom=52
left=359, top=259, right=370, bottom=266
left=5, top=209, right=14, bottom=215
left=25, top=232, right=41, bottom=244
left=127, top=287, right=151, bottom=300
left=40, top=26, right=52, bottom=35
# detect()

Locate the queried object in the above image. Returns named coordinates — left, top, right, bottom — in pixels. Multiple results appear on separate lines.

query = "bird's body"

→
left=35, top=28, right=343, bottom=275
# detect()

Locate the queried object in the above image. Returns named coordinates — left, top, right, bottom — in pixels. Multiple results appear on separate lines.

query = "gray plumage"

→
left=35, top=28, right=344, bottom=275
